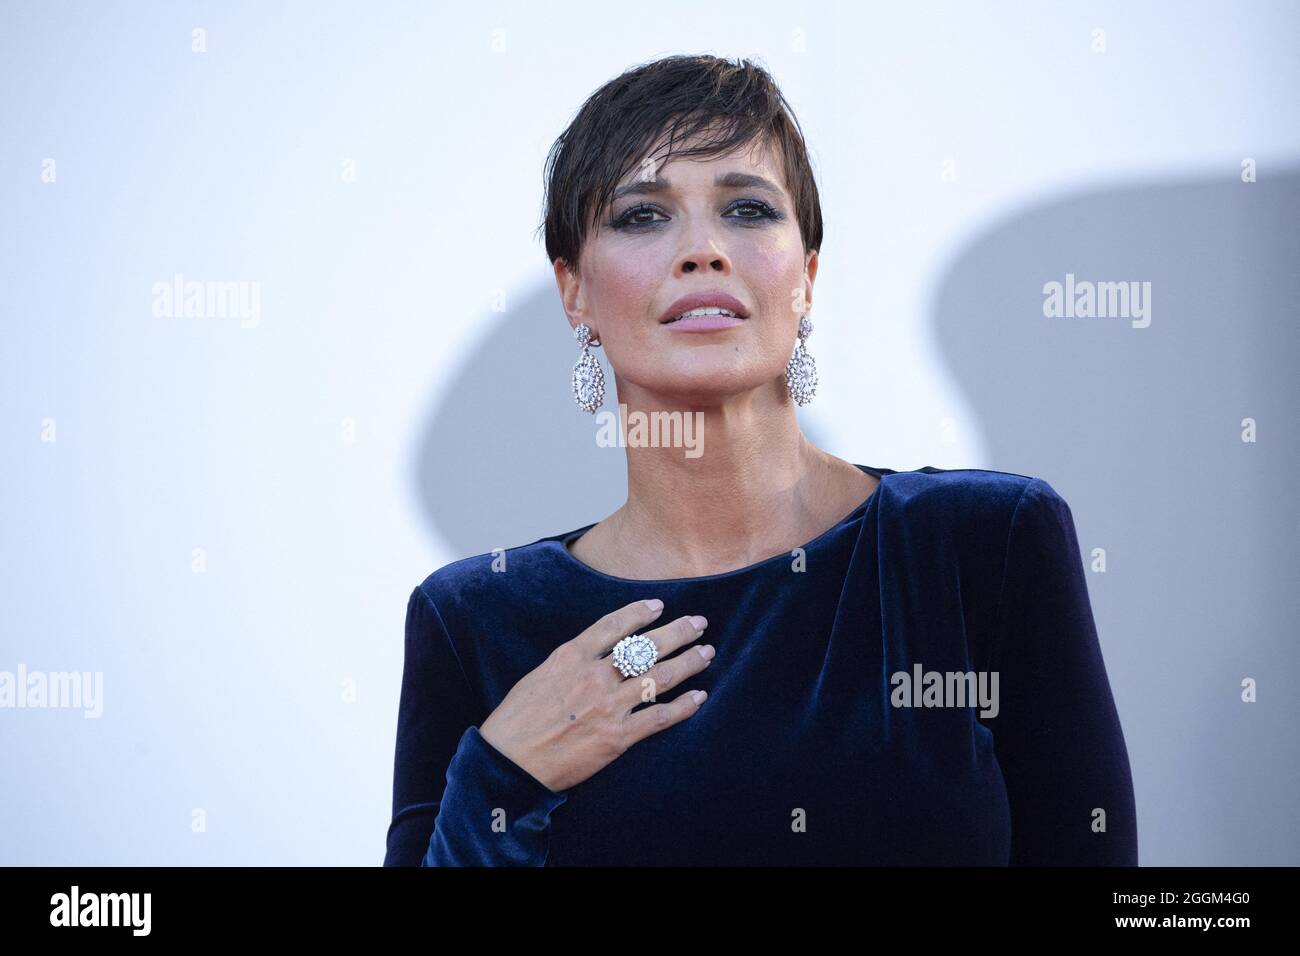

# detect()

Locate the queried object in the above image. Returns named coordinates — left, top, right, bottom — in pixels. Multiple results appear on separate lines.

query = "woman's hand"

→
left=478, top=599, right=713, bottom=793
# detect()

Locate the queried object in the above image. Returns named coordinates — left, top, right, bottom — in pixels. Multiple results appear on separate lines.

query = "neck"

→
left=600, top=379, right=848, bottom=578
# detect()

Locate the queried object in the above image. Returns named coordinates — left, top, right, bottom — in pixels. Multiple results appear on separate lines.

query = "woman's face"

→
left=555, top=136, right=817, bottom=408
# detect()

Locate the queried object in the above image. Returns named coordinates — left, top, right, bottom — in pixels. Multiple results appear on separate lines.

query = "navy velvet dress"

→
left=383, top=465, right=1138, bottom=866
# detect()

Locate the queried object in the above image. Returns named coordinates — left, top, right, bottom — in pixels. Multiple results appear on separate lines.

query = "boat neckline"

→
left=552, top=463, right=890, bottom=585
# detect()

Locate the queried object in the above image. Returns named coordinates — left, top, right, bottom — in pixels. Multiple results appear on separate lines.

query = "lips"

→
left=660, top=292, right=750, bottom=324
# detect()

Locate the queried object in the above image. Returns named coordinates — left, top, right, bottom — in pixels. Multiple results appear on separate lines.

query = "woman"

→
left=383, top=54, right=1137, bottom=866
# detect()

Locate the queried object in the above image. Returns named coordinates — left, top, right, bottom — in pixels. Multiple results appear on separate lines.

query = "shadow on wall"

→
left=931, top=167, right=1300, bottom=865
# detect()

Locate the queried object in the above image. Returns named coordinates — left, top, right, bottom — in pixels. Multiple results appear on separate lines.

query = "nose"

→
left=674, top=224, right=732, bottom=276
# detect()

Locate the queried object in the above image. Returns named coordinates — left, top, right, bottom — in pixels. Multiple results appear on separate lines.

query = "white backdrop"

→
left=2, top=0, right=1297, bottom=864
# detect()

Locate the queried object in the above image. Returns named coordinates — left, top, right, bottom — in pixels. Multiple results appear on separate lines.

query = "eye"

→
left=609, top=203, right=668, bottom=230
left=726, top=199, right=783, bottom=222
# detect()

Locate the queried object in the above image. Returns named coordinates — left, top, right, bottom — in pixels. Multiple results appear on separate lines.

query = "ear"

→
left=553, top=258, right=599, bottom=344
left=802, top=249, right=819, bottom=313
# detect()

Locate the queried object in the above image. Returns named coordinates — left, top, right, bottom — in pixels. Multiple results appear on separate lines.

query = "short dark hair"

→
left=539, top=54, right=824, bottom=276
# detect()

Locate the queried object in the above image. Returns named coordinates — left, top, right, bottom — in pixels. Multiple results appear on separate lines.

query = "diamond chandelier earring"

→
left=785, top=314, right=818, bottom=406
left=572, top=323, right=606, bottom=413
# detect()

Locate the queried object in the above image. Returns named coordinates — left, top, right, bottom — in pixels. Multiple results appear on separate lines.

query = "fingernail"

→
left=697, top=644, right=715, bottom=661
left=689, top=615, right=708, bottom=631
left=644, top=599, right=664, bottom=612
left=691, top=690, right=708, bottom=704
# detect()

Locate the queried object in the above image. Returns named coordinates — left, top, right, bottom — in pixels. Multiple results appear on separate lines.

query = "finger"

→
left=616, top=640, right=714, bottom=709
left=576, top=598, right=667, bottom=658
left=639, top=613, right=708, bottom=661
left=601, top=612, right=705, bottom=679
left=622, top=686, right=709, bottom=747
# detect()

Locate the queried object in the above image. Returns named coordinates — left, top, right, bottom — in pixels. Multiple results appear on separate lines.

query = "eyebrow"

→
left=610, top=171, right=786, bottom=203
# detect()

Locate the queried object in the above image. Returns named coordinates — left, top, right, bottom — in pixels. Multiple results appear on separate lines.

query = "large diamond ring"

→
left=611, top=633, right=659, bottom=678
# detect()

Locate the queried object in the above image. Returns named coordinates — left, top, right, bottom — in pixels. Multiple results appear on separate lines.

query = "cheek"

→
left=586, top=249, right=662, bottom=328
left=580, top=249, right=664, bottom=374
left=735, top=235, right=806, bottom=322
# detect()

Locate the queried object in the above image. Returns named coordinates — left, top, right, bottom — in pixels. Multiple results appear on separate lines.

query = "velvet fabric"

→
left=383, top=465, right=1138, bottom=866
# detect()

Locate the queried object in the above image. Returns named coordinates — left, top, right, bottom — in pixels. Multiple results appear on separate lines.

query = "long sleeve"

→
left=383, top=584, right=569, bottom=866
left=986, top=478, right=1138, bottom=865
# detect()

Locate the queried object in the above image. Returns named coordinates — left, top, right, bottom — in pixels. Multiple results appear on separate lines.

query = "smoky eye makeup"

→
left=607, top=197, right=786, bottom=231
